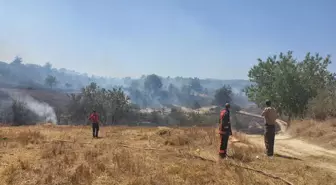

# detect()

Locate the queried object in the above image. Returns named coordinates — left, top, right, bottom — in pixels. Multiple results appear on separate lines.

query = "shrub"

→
left=11, top=100, right=39, bottom=125
left=307, top=87, right=336, bottom=120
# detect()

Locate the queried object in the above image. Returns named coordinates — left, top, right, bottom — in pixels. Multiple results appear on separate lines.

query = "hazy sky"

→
left=0, top=0, right=335, bottom=79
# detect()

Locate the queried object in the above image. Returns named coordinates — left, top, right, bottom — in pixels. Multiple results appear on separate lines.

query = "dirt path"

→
left=237, top=111, right=336, bottom=173
left=248, top=134, right=336, bottom=172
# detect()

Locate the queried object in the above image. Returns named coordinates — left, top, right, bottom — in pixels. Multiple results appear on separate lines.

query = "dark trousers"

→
left=264, top=124, right=275, bottom=156
left=92, top=123, right=99, bottom=138
left=219, top=132, right=230, bottom=158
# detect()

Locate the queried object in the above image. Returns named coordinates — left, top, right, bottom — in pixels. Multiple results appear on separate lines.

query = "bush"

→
left=11, top=100, right=39, bottom=125
left=307, top=87, right=336, bottom=120
left=192, top=101, right=201, bottom=109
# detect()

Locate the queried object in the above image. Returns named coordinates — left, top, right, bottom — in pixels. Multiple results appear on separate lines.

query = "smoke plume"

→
left=1, top=89, right=57, bottom=124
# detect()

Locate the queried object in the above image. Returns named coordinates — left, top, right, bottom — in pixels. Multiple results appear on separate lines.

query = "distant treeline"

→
left=0, top=56, right=251, bottom=108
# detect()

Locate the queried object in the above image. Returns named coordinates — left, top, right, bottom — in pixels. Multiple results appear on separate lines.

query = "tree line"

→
left=7, top=50, right=332, bottom=126
left=4, top=80, right=235, bottom=126
left=245, top=51, right=336, bottom=121
left=0, top=56, right=250, bottom=109
left=61, top=81, right=237, bottom=126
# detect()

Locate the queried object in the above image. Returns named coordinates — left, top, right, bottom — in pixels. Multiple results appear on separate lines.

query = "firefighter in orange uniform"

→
left=218, top=103, right=232, bottom=158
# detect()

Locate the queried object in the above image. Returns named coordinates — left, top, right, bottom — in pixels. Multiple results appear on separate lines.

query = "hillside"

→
left=0, top=58, right=252, bottom=109
left=0, top=57, right=254, bottom=126
left=0, top=88, right=69, bottom=110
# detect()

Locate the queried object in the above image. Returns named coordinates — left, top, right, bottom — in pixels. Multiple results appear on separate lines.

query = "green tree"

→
left=45, top=75, right=57, bottom=89
left=65, top=83, right=72, bottom=88
left=11, top=100, right=37, bottom=125
left=213, top=85, right=233, bottom=106
left=66, top=93, right=85, bottom=123
left=44, top=62, right=52, bottom=70
left=192, top=101, right=201, bottom=109
left=307, top=86, right=336, bottom=120
left=144, top=74, right=162, bottom=93
left=66, top=82, right=131, bottom=124
left=245, top=51, right=334, bottom=121
left=11, top=56, right=23, bottom=65
left=168, top=83, right=178, bottom=94
left=189, top=77, right=203, bottom=92
left=181, top=85, right=191, bottom=95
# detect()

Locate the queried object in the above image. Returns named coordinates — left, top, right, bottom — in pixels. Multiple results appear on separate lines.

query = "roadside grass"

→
left=288, top=119, right=336, bottom=148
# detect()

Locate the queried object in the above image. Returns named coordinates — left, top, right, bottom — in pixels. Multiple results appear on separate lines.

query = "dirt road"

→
left=237, top=111, right=336, bottom=173
left=248, top=134, right=336, bottom=172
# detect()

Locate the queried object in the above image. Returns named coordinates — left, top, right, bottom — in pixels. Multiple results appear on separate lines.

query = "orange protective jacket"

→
left=219, top=109, right=232, bottom=135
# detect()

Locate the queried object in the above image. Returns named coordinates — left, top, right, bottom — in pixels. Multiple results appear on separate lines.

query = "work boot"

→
left=219, top=153, right=227, bottom=159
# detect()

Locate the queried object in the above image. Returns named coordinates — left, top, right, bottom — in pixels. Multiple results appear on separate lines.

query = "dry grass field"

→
left=1, top=124, right=336, bottom=185
left=288, top=119, right=336, bottom=149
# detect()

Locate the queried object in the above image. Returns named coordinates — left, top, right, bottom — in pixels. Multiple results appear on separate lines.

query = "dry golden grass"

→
left=289, top=119, right=336, bottom=148
left=0, top=125, right=335, bottom=185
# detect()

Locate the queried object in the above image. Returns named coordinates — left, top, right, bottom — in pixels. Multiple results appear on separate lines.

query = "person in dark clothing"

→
left=261, top=100, right=277, bottom=156
left=89, top=110, right=100, bottom=138
left=218, top=103, right=232, bottom=158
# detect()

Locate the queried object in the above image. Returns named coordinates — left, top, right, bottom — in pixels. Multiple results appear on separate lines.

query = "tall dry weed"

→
left=69, top=164, right=93, bottom=185
left=1, top=125, right=336, bottom=185
left=15, top=130, right=45, bottom=145
left=289, top=119, right=336, bottom=148
left=41, top=141, right=72, bottom=158
left=112, top=149, right=148, bottom=175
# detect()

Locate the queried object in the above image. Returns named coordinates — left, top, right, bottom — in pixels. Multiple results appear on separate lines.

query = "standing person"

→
left=89, top=110, right=100, bottom=138
left=218, top=103, right=232, bottom=159
left=261, top=100, right=277, bottom=156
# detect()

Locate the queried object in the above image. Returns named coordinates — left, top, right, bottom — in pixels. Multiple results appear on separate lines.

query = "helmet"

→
left=225, top=103, right=230, bottom=109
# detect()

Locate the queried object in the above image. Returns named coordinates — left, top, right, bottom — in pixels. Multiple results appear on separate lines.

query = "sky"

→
left=0, top=0, right=335, bottom=79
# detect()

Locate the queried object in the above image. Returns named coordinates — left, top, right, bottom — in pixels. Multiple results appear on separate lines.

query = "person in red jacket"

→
left=89, top=110, right=100, bottom=138
left=218, top=103, right=232, bottom=158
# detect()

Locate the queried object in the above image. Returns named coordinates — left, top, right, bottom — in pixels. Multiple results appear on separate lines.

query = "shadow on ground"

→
left=274, top=153, right=303, bottom=161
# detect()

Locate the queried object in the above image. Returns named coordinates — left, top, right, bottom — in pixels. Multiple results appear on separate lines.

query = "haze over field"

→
left=2, top=1, right=336, bottom=185
left=1, top=0, right=335, bottom=79
left=0, top=0, right=335, bottom=126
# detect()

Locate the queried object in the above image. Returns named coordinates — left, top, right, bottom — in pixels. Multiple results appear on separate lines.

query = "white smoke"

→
left=1, top=89, right=57, bottom=124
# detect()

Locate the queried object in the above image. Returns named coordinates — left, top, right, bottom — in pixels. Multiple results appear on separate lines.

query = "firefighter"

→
left=261, top=100, right=277, bottom=156
left=218, top=103, right=232, bottom=159
left=89, top=110, right=100, bottom=138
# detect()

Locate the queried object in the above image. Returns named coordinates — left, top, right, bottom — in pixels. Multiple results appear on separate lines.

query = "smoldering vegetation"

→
left=0, top=57, right=252, bottom=108
left=0, top=57, right=254, bottom=126
left=0, top=89, right=57, bottom=125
